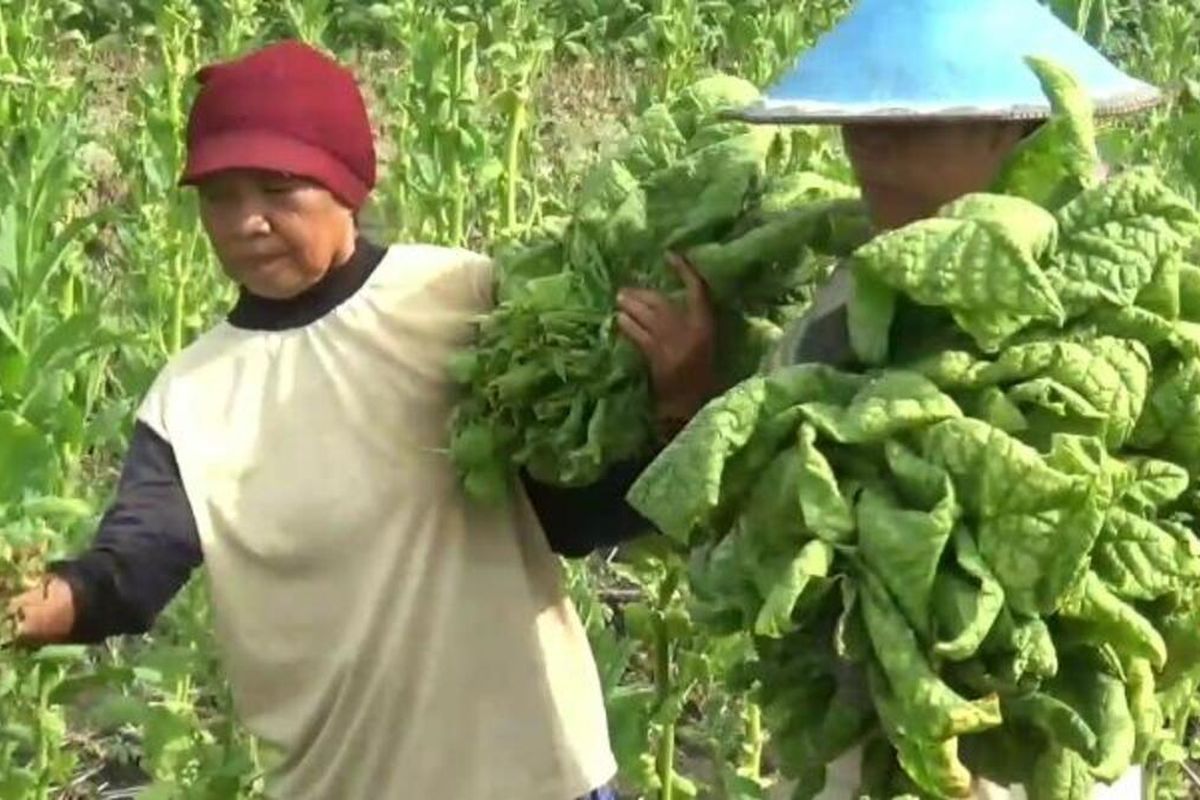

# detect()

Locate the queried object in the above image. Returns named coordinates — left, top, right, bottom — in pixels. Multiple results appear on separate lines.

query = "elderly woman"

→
left=5, top=41, right=718, bottom=800
left=731, top=0, right=1161, bottom=798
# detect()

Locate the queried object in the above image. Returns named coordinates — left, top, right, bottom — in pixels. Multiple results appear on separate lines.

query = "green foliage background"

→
left=1, top=1, right=1199, bottom=798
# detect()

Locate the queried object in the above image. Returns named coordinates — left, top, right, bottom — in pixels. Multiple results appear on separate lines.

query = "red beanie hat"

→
left=180, top=40, right=376, bottom=209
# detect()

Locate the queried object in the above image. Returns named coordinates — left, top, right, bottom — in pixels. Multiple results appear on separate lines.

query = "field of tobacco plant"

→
left=2, top=1, right=1200, bottom=798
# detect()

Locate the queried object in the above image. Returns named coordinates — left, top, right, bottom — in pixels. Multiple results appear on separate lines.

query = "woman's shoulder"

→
left=372, top=242, right=496, bottom=310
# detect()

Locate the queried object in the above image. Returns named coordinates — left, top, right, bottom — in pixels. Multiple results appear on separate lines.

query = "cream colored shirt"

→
left=138, top=244, right=617, bottom=799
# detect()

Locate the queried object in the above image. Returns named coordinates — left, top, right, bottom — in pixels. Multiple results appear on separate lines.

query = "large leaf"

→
left=754, top=539, right=835, bottom=638
left=1050, top=167, right=1200, bottom=316
left=919, top=418, right=1087, bottom=517
left=857, top=481, right=957, bottom=637
left=1029, top=745, right=1094, bottom=800
left=627, top=375, right=766, bottom=541
left=800, top=371, right=962, bottom=445
left=1130, top=358, right=1200, bottom=472
left=976, top=492, right=1104, bottom=616
left=851, top=194, right=1064, bottom=351
left=971, top=337, right=1151, bottom=449
left=992, top=56, right=1101, bottom=211
left=860, top=569, right=1002, bottom=742
left=868, top=664, right=974, bottom=799
left=1091, top=507, right=1200, bottom=601
left=794, top=423, right=854, bottom=542
left=1047, top=654, right=1136, bottom=782
left=933, top=528, right=1006, bottom=661
left=1057, top=572, right=1167, bottom=669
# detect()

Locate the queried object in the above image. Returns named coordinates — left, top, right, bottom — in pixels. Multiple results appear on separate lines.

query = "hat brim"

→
left=728, top=0, right=1165, bottom=127
left=724, top=85, right=1163, bottom=125
left=179, top=129, right=370, bottom=208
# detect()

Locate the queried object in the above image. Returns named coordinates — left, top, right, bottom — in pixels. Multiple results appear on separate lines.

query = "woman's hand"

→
left=3, top=576, right=75, bottom=647
left=617, top=252, right=717, bottom=438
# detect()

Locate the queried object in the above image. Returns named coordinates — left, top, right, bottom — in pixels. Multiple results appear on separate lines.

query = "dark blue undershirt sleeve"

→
left=48, top=421, right=203, bottom=644
left=522, top=460, right=654, bottom=559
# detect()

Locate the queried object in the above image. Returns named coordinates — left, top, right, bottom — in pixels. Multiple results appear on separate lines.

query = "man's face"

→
left=197, top=169, right=357, bottom=299
left=843, top=121, right=1031, bottom=229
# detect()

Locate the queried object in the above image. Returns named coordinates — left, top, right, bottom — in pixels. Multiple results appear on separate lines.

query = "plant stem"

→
left=502, top=88, right=527, bottom=233
left=744, top=701, right=763, bottom=779
left=655, top=571, right=681, bottom=800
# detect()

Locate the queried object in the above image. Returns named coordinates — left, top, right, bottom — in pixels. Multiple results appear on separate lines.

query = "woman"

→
left=6, top=41, right=717, bottom=800
left=730, top=0, right=1159, bottom=798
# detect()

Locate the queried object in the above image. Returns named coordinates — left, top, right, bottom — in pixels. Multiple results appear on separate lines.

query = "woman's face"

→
left=197, top=169, right=357, bottom=299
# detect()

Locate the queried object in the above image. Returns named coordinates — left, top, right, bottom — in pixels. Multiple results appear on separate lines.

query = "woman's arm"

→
left=523, top=461, right=653, bottom=558
left=7, top=422, right=203, bottom=645
left=530, top=253, right=718, bottom=558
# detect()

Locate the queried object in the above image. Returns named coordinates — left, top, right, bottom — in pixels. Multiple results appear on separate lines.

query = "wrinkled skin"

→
left=617, top=252, right=718, bottom=435
left=197, top=169, right=358, bottom=299
left=844, top=121, right=1032, bottom=230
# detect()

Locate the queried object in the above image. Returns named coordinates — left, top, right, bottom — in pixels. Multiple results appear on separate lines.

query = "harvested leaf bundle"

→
left=627, top=60, right=1200, bottom=799
left=449, top=75, right=869, bottom=501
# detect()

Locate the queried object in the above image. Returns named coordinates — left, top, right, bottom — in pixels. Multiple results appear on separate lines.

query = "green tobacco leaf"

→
left=911, top=350, right=987, bottom=389
left=992, top=56, right=1100, bottom=211
left=868, top=665, right=974, bottom=799
left=1005, top=692, right=1098, bottom=759
left=885, top=440, right=952, bottom=509
left=1119, top=457, right=1189, bottom=513
left=860, top=569, right=1002, bottom=742
left=795, top=424, right=854, bottom=542
left=620, top=103, right=687, bottom=178
left=1050, top=167, right=1200, bottom=316
left=1049, top=655, right=1136, bottom=782
left=800, top=371, right=962, bottom=444
left=627, top=375, right=766, bottom=542
left=941, top=193, right=1060, bottom=254
left=647, top=129, right=777, bottom=249
left=687, top=200, right=844, bottom=298
left=0, top=411, right=55, bottom=506
left=919, top=418, right=1086, bottom=517
left=1058, top=572, right=1167, bottom=669
left=857, top=482, right=957, bottom=637
left=847, top=269, right=896, bottom=366
left=933, top=528, right=1005, bottom=661
left=738, top=446, right=806, bottom=551
left=1091, top=507, right=1200, bottom=601
left=984, top=611, right=1060, bottom=689
left=1156, top=596, right=1200, bottom=689
left=667, top=74, right=761, bottom=140
left=1130, top=358, right=1200, bottom=472
left=762, top=363, right=868, bottom=416
left=754, top=539, right=835, bottom=638
left=976, top=491, right=1104, bottom=616
left=973, top=337, right=1151, bottom=449
left=851, top=197, right=1065, bottom=351
left=1137, top=253, right=1182, bottom=319
left=1124, top=657, right=1163, bottom=763
left=1029, top=745, right=1094, bottom=800
left=1179, top=262, right=1200, bottom=321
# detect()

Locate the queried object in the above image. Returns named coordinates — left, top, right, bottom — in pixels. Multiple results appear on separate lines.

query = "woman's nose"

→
left=239, top=212, right=272, bottom=237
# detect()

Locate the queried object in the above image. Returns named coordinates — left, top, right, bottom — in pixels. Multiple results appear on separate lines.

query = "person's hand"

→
left=617, top=252, right=717, bottom=438
left=3, top=576, right=75, bottom=647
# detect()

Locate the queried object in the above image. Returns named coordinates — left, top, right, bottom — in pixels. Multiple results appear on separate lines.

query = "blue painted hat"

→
left=731, top=0, right=1161, bottom=124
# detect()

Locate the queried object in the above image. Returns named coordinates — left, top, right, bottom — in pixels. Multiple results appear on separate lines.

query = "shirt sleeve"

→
left=522, top=460, right=653, bottom=559
left=48, top=421, right=203, bottom=643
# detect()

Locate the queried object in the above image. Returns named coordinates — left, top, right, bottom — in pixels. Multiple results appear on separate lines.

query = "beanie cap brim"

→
left=179, top=128, right=371, bottom=209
